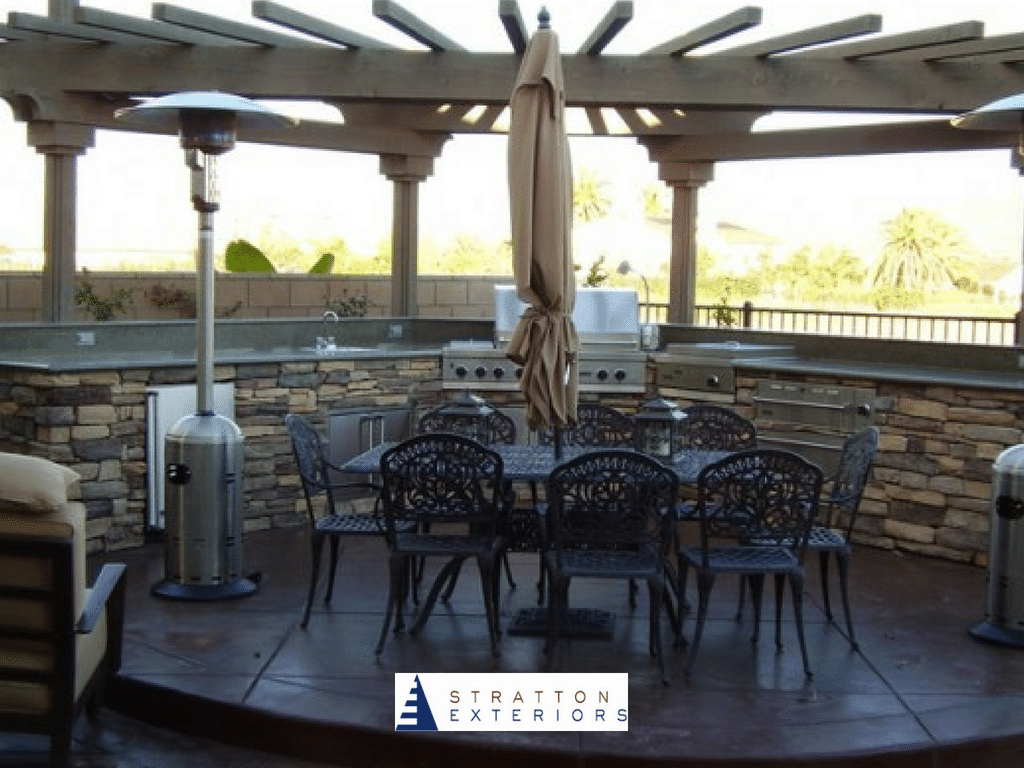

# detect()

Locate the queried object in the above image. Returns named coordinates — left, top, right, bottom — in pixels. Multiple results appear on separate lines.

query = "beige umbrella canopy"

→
left=505, top=9, right=579, bottom=442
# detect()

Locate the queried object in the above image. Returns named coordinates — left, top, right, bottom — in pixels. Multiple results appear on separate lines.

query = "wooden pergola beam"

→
left=2, top=46, right=1023, bottom=115
left=642, top=119, right=1018, bottom=162
left=7, top=12, right=149, bottom=43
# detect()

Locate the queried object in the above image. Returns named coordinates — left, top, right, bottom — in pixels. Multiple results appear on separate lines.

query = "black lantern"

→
left=439, top=392, right=496, bottom=443
left=634, top=397, right=687, bottom=462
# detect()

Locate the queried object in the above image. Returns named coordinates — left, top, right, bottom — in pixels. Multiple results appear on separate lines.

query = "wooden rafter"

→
left=715, top=14, right=882, bottom=57
left=151, top=3, right=319, bottom=47
left=790, top=21, right=985, bottom=60
left=498, top=0, right=528, bottom=54
left=645, top=7, right=762, bottom=56
left=73, top=7, right=242, bottom=45
left=577, top=1, right=633, bottom=56
left=372, top=0, right=465, bottom=52
left=7, top=12, right=147, bottom=43
left=252, top=1, right=394, bottom=50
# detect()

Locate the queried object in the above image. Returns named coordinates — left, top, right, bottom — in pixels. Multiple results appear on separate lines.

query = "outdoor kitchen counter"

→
left=733, top=355, right=1024, bottom=392
left=0, top=343, right=446, bottom=372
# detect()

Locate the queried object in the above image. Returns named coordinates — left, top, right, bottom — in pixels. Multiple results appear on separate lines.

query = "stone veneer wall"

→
left=734, top=371, right=1023, bottom=567
left=0, top=354, right=444, bottom=553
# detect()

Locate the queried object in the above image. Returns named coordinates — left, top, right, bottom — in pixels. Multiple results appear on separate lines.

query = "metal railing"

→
left=639, top=301, right=1018, bottom=346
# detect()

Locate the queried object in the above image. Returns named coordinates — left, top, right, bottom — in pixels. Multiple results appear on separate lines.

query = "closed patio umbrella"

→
left=506, top=9, right=578, bottom=454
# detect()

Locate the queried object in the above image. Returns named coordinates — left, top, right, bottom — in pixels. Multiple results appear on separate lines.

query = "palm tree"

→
left=573, top=167, right=612, bottom=224
left=872, top=208, right=963, bottom=291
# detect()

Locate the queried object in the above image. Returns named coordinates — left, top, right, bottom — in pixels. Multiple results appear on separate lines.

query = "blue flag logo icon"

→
left=395, top=674, right=438, bottom=731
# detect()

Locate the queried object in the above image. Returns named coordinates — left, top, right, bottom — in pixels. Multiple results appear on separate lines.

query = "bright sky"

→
left=1, top=0, right=1023, bottom=271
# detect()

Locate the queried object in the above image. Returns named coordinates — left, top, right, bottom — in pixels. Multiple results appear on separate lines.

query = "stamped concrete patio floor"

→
left=22, top=526, right=1024, bottom=767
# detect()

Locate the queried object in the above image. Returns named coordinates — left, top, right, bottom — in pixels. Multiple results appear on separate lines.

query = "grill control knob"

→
left=597, top=369, right=609, bottom=381
left=493, top=367, right=505, bottom=378
left=455, top=365, right=468, bottom=378
left=614, top=369, right=627, bottom=381
left=707, top=375, right=720, bottom=388
left=475, top=366, right=487, bottom=378
left=857, top=404, right=872, bottom=417
left=515, top=368, right=523, bottom=379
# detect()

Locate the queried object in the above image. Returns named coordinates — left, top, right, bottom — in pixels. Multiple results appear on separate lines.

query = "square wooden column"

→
left=659, top=162, right=714, bottom=325
left=380, top=154, right=434, bottom=317
left=27, top=121, right=95, bottom=323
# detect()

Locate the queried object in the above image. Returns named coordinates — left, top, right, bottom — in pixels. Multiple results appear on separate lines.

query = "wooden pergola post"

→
left=27, top=121, right=94, bottom=322
left=380, top=154, right=434, bottom=317
left=659, top=161, right=714, bottom=325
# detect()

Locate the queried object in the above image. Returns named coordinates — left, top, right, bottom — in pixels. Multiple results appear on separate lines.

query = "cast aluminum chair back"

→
left=417, top=403, right=517, bottom=445
left=286, top=413, right=400, bottom=628
left=375, top=433, right=508, bottom=657
left=678, top=449, right=823, bottom=681
left=544, top=449, right=678, bottom=685
left=536, top=402, right=635, bottom=448
left=679, top=404, right=757, bottom=451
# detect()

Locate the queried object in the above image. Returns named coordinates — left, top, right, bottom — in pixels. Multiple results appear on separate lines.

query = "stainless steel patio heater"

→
left=953, top=95, right=1024, bottom=644
left=116, top=92, right=296, bottom=600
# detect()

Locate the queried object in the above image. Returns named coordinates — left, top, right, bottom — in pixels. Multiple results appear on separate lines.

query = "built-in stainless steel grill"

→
left=654, top=342, right=796, bottom=402
left=442, top=286, right=648, bottom=396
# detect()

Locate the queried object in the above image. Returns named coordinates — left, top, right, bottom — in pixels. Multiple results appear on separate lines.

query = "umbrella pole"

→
left=554, top=426, right=563, bottom=460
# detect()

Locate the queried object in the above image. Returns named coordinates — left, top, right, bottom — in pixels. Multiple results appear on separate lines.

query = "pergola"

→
left=2, top=0, right=1023, bottom=322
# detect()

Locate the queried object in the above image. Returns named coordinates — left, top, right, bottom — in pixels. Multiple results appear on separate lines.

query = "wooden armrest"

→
left=77, top=562, right=127, bottom=635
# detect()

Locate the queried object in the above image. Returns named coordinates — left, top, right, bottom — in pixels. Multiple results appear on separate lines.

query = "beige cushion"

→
left=0, top=453, right=79, bottom=514
left=0, top=503, right=87, bottom=621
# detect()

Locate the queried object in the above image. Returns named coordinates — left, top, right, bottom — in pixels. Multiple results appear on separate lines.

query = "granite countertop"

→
left=0, top=343, right=446, bottom=372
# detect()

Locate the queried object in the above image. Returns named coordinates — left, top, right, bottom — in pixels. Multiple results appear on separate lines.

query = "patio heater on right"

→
left=953, top=95, right=1024, bottom=647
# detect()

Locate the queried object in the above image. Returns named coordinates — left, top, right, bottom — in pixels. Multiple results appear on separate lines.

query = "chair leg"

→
left=789, top=572, right=813, bottom=681
left=648, top=578, right=669, bottom=686
left=684, top=571, right=714, bottom=678
left=673, top=559, right=691, bottom=648
left=502, top=552, right=517, bottom=590
left=774, top=573, right=786, bottom=650
left=302, top=532, right=326, bottom=628
left=412, top=557, right=466, bottom=634
left=476, top=555, right=502, bottom=658
left=736, top=575, right=747, bottom=621
left=324, top=535, right=341, bottom=604
left=376, top=555, right=407, bottom=655
left=819, top=550, right=834, bottom=621
left=748, top=575, right=765, bottom=644
left=835, top=548, right=858, bottom=649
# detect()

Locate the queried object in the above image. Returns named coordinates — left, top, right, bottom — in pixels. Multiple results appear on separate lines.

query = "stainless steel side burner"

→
left=654, top=342, right=795, bottom=399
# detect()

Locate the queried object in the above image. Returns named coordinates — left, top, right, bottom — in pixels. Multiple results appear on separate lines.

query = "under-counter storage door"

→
left=145, top=383, right=235, bottom=532
left=328, top=405, right=412, bottom=497
left=753, top=380, right=875, bottom=477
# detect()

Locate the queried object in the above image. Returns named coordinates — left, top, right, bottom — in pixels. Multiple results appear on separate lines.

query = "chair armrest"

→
left=77, top=562, right=127, bottom=635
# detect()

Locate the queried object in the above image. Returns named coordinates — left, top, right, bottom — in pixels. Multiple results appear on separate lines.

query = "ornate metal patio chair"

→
left=544, top=449, right=678, bottom=685
left=286, top=413, right=409, bottom=628
left=679, top=403, right=757, bottom=451
left=417, top=396, right=522, bottom=592
left=677, top=449, right=823, bottom=682
left=375, top=433, right=509, bottom=658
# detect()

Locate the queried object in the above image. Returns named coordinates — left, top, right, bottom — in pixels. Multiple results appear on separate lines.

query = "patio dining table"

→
left=340, top=441, right=731, bottom=486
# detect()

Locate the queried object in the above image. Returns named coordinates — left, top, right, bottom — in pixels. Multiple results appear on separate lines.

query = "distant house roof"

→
left=716, top=222, right=785, bottom=246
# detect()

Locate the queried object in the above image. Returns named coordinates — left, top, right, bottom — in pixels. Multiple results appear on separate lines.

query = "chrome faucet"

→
left=318, top=310, right=340, bottom=350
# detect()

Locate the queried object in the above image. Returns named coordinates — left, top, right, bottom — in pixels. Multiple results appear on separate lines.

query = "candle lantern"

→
left=634, top=397, right=687, bottom=462
left=438, top=392, right=496, bottom=443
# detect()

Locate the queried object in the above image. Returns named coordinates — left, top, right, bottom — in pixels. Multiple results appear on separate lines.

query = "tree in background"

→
left=872, top=208, right=964, bottom=293
left=573, top=167, right=612, bottom=224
